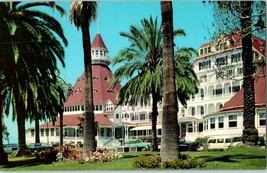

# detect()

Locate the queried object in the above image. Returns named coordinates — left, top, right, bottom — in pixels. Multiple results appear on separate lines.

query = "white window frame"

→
left=228, top=114, right=237, bottom=128
left=259, top=112, right=266, bottom=126
left=210, top=117, right=216, bottom=129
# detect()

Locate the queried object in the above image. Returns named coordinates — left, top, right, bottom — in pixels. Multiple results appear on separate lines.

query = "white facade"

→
left=26, top=34, right=266, bottom=146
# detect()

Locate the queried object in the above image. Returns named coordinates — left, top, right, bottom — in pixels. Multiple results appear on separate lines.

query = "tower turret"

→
left=91, top=33, right=111, bottom=66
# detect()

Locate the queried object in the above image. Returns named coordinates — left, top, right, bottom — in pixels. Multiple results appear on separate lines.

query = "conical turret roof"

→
left=91, top=33, right=108, bottom=50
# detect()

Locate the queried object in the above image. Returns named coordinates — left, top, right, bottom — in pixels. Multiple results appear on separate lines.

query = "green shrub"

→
left=195, top=137, right=209, bottom=146
left=161, top=157, right=206, bottom=169
left=133, top=155, right=161, bottom=168
left=133, top=154, right=206, bottom=169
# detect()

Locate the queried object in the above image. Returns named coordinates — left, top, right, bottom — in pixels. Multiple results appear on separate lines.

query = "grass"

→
left=0, top=146, right=266, bottom=171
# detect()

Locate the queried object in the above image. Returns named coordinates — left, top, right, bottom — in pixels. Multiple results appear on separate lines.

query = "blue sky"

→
left=4, top=1, right=215, bottom=144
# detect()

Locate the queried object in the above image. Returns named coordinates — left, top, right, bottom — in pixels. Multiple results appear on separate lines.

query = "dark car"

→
left=179, top=138, right=199, bottom=151
left=27, top=143, right=54, bottom=151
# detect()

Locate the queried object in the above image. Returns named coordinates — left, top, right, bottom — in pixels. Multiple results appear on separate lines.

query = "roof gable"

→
left=220, top=67, right=266, bottom=112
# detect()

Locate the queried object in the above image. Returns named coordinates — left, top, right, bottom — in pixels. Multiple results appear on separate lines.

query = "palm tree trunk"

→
left=60, top=112, right=63, bottom=146
left=160, top=1, right=179, bottom=161
left=151, top=85, right=158, bottom=151
left=16, top=112, right=27, bottom=156
left=241, top=1, right=258, bottom=145
left=0, top=95, right=8, bottom=165
left=81, top=20, right=96, bottom=155
left=35, top=117, right=40, bottom=143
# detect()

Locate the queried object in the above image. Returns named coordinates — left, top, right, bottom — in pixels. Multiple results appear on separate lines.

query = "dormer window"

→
left=107, top=88, right=114, bottom=93
left=93, top=88, right=97, bottom=92
left=104, top=76, right=108, bottom=80
left=75, top=87, right=81, bottom=93
left=93, top=75, right=98, bottom=80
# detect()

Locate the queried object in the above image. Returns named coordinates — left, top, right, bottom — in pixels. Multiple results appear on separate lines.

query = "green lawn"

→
left=0, top=146, right=266, bottom=170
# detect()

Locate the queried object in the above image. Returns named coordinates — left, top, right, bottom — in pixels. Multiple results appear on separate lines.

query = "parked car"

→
left=3, top=143, right=18, bottom=153
left=124, top=139, right=151, bottom=150
left=27, top=143, right=54, bottom=151
left=179, top=138, right=199, bottom=151
left=113, top=139, right=151, bottom=150
left=206, top=137, right=243, bottom=150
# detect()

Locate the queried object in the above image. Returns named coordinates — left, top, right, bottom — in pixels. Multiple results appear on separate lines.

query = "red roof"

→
left=91, top=33, right=108, bottom=50
left=64, top=65, right=121, bottom=106
left=220, top=67, right=266, bottom=112
left=40, top=113, right=114, bottom=128
left=199, top=33, right=265, bottom=56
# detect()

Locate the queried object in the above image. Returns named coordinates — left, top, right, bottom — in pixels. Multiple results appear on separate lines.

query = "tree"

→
left=160, top=1, right=179, bottom=161
left=0, top=1, right=68, bottom=156
left=112, top=16, right=198, bottom=151
left=208, top=1, right=266, bottom=145
left=112, top=16, right=163, bottom=151
left=69, top=1, right=98, bottom=154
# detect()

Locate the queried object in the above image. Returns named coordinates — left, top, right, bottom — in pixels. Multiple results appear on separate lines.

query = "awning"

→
left=130, top=125, right=162, bottom=131
left=178, top=117, right=200, bottom=123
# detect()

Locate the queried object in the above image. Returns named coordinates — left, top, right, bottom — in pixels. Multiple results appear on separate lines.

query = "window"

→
left=218, top=116, right=224, bottom=128
left=188, top=123, right=193, bottom=133
left=81, top=105, right=85, bottom=111
left=149, top=113, right=152, bottom=120
left=50, top=128, right=54, bottom=136
left=75, top=87, right=81, bottom=93
left=232, top=85, right=240, bottom=92
left=191, top=107, right=195, bottom=116
left=131, top=113, right=135, bottom=121
left=140, top=113, right=146, bottom=120
left=199, top=60, right=211, bottom=70
left=215, top=88, right=223, bottom=95
left=229, top=115, right=237, bottom=127
left=200, top=49, right=203, bottom=55
left=231, top=53, right=241, bottom=63
left=56, top=128, right=60, bottom=136
left=201, top=89, right=204, bottom=99
left=200, top=106, right=204, bottom=115
left=208, top=46, right=211, bottom=53
left=93, top=88, right=97, bottom=92
left=210, top=117, right=215, bottom=129
left=31, top=129, right=34, bottom=137
left=259, top=112, right=266, bottom=126
left=41, top=129, right=44, bottom=137
left=116, top=114, right=119, bottom=119
left=216, top=56, right=227, bottom=66
left=93, top=75, right=98, bottom=80
left=46, top=129, right=49, bottom=136
left=217, top=139, right=224, bottom=143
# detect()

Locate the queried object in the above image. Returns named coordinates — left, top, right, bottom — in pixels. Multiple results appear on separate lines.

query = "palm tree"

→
left=69, top=1, right=98, bottom=154
left=240, top=1, right=258, bottom=145
left=160, top=1, right=179, bottom=161
left=0, top=1, right=68, bottom=156
left=112, top=16, right=163, bottom=151
left=174, top=48, right=199, bottom=107
left=112, top=16, right=198, bottom=151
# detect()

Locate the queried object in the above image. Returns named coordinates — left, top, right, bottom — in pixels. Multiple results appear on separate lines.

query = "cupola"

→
left=91, top=33, right=111, bottom=66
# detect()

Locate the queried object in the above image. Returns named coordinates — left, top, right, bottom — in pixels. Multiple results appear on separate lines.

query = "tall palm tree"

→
left=174, top=48, right=199, bottom=107
left=112, top=16, right=163, bottom=151
left=160, top=1, right=179, bottom=161
left=240, top=1, right=258, bottom=145
left=0, top=1, right=68, bottom=156
left=69, top=1, right=98, bottom=154
left=112, top=16, right=198, bottom=151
